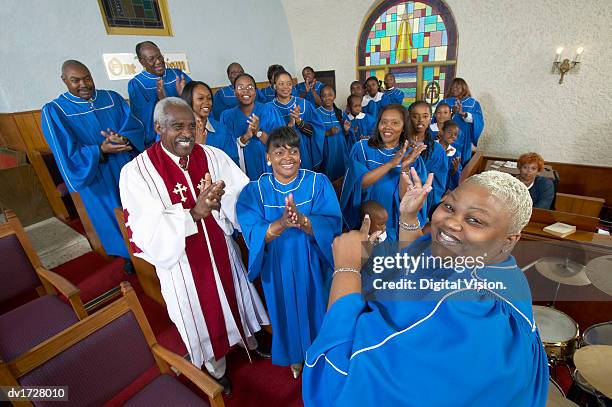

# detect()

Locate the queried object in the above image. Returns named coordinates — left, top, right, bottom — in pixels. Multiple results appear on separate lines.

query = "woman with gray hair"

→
left=303, top=170, right=549, bottom=406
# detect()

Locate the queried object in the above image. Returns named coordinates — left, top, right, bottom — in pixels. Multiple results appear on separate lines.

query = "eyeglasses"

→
left=140, top=54, right=164, bottom=65
left=236, top=84, right=255, bottom=91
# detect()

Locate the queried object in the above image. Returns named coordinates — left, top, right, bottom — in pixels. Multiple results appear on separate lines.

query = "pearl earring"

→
left=267, top=161, right=271, bottom=166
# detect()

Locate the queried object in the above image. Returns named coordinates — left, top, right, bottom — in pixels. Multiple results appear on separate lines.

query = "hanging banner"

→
left=102, top=53, right=190, bottom=80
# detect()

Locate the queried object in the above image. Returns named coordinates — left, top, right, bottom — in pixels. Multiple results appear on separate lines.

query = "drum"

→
left=568, top=370, right=612, bottom=407
left=583, top=322, right=612, bottom=346
left=533, top=306, right=579, bottom=362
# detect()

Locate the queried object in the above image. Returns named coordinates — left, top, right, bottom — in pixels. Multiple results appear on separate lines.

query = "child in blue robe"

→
left=343, top=94, right=377, bottom=147
left=212, top=62, right=265, bottom=120
left=220, top=73, right=284, bottom=180
left=237, top=127, right=342, bottom=377
left=440, top=78, right=484, bottom=164
left=180, top=81, right=239, bottom=166
left=270, top=71, right=325, bottom=171
left=316, top=86, right=349, bottom=182
left=437, top=120, right=463, bottom=191
left=380, top=72, right=405, bottom=107
left=362, top=76, right=384, bottom=119
left=340, top=104, right=429, bottom=240
left=304, top=171, right=549, bottom=407
left=296, top=66, right=324, bottom=107
left=128, top=42, right=191, bottom=147
left=429, top=102, right=452, bottom=139
left=408, top=101, right=448, bottom=210
left=44, top=61, right=145, bottom=258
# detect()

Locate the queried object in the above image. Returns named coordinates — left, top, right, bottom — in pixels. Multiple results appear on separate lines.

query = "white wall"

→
left=0, top=0, right=295, bottom=112
left=281, top=0, right=612, bottom=166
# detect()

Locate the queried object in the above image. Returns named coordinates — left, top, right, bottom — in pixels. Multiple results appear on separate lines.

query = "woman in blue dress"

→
left=180, top=81, right=238, bottom=165
left=269, top=71, right=325, bottom=171
left=440, top=78, right=485, bottom=164
left=220, top=73, right=284, bottom=180
left=340, top=103, right=428, bottom=240
left=237, top=126, right=342, bottom=378
left=316, top=85, right=349, bottom=182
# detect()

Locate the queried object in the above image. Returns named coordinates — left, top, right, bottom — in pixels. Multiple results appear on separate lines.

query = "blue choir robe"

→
left=127, top=68, right=191, bottom=147
left=380, top=87, right=405, bottom=107
left=438, top=141, right=462, bottom=191
left=440, top=96, right=484, bottom=164
left=220, top=103, right=284, bottom=180
left=303, top=234, right=549, bottom=407
left=429, top=122, right=441, bottom=139
left=41, top=90, right=146, bottom=258
left=270, top=96, right=326, bottom=171
left=361, top=92, right=383, bottom=120
left=204, top=117, right=239, bottom=167
left=237, top=170, right=343, bottom=365
left=421, top=138, right=448, bottom=210
left=342, top=112, right=376, bottom=147
left=316, top=106, right=349, bottom=182
left=212, top=85, right=266, bottom=121
left=340, top=140, right=428, bottom=240
left=296, top=81, right=325, bottom=106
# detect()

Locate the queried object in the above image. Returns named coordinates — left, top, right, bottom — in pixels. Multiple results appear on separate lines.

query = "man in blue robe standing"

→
left=42, top=60, right=145, bottom=258
left=212, top=62, right=266, bottom=121
left=128, top=41, right=191, bottom=146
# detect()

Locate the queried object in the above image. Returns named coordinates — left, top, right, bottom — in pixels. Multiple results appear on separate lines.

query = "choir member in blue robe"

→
left=517, top=152, right=555, bottom=209
left=212, top=62, right=265, bottom=121
left=220, top=73, right=284, bottom=180
left=304, top=170, right=549, bottom=407
left=237, top=126, right=343, bottom=378
left=380, top=72, right=405, bottom=107
left=340, top=104, right=429, bottom=240
left=408, top=101, right=448, bottom=210
left=128, top=41, right=191, bottom=146
left=261, top=64, right=299, bottom=103
left=180, top=81, right=239, bottom=166
left=296, top=66, right=324, bottom=107
left=42, top=61, right=145, bottom=258
left=429, top=102, right=452, bottom=139
left=270, top=71, right=326, bottom=171
left=361, top=76, right=384, bottom=119
left=441, top=78, right=484, bottom=164
left=343, top=95, right=376, bottom=147
left=316, top=86, right=349, bottom=182
left=437, top=120, right=462, bottom=191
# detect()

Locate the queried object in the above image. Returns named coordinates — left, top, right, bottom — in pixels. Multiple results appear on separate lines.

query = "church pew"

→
left=554, top=192, right=604, bottom=218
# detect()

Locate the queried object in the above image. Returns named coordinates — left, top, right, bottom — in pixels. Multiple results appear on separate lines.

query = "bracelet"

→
left=399, top=219, right=420, bottom=231
left=266, top=224, right=280, bottom=237
left=332, top=267, right=361, bottom=278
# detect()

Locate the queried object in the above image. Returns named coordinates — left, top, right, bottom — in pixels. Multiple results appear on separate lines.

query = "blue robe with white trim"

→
left=270, top=96, right=326, bottom=171
left=380, top=88, right=405, bottom=107
left=296, top=81, right=325, bottom=106
left=362, top=92, right=384, bottom=121
left=41, top=90, right=146, bottom=258
left=303, top=234, right=549, bottom=407
left=212, top=85, right=266, bottom=121
left=261, top=84, right=299, bottom=103
left=342, top=112, right=377, bottom=147
left=422, top=138, right=448, bottom=210
left=316, top=106, right=349, bottom=182
left=237, top=170, right=342, bottom=365
left=127, top=68, right=191, bottom=147
left=440, top=96, right=484, bottom=164
left=204, top=117, right=239, bottom=167
left=220, top=102, right=284, bottom=180
left=340, top=140, right=428, bottom=240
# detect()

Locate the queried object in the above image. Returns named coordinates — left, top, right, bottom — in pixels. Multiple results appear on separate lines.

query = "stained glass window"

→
left=98, top=0, right=172, bottom=36
left=357, top=0, right=457, bottom=107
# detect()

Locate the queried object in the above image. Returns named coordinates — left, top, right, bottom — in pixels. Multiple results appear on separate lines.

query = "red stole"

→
left=147, top=142, right=242, bottom=359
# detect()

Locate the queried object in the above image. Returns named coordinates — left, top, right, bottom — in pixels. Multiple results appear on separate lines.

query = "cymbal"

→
left=573, top=345, right=612, bottom=398
left=535, top=257, right=590, bottom=286
left=546, top=380, right=578, bottom=407
left=585, top=255, right=612, bottom=297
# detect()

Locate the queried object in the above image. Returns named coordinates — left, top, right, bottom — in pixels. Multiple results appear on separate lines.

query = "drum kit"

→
left=525, top=255, right=612, bottom=406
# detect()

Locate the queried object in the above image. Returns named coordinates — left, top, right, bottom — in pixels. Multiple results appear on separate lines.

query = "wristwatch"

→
left=256, top=130, right=263, bottom=138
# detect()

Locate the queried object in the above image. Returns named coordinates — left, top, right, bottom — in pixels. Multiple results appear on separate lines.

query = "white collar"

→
left=430, top=123, right=439, bottom=132
left=363, top=92, right=383, bottom=103
left=161, top=142, right=187, bottom=168
left=348, top=112, right=365, bottom=120
left=386, top=87, right=395, bottom=91
left=205, top=119, right=215, bottom=132
left=435, top=140, right=456, bottom=157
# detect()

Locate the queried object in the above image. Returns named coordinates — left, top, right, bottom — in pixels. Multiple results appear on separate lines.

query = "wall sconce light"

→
left=552, top=47, right=583, bottom=84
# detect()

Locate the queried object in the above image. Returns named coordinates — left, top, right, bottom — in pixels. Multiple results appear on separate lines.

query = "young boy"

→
left=381, top=73, right=404, bottom=106
left=350, top=80, right=364, bottom=98
left=437, top=120, right=462, bottom=191
left=360, top=200, right=388, bottom=245
left=343, top=94, right=376, bottom=147
left=430, top=102, right=452, bottom=139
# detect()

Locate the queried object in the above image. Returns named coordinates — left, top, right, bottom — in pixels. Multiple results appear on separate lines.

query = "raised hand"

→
left=399, top=167, right=433, bottom=218
left=389, top=141, right=409, bottom=167
left=195, top=117, right=206, bottom=144
left=451, top=156, right=461, bottom=175
left=176, top=75, right=187, bottom=96
left=247, top=113, right=260, bottom=134
left=343, top=119, right=351, bottom=133
left=156, top=78, right=167, bottom=101
left=289, top=104, right=302, bottom=127
left=100, top=128, right=131, bottom=154
left=190, top=173, right=225, bottom=221
left=400, top=144, right=427, bottom=172
left=332, top=214, right=382, bottom=270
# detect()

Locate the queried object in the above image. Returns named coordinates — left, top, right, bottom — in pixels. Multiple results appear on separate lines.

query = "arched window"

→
left=357, top=0, right=458, bottom=107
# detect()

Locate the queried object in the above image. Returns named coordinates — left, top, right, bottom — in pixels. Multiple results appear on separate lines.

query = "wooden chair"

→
left=113, top=207, right=165, bottom=307
left=554, top=192, right=605, bottom=218
left=0, top=282, right=224, bottom=407
left=0, top=210, right=87, bottom=362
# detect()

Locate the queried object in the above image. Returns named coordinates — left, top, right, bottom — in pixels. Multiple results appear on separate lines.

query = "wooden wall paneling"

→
left=555, top=193, right=605, bottom=218
left=12, top=111, right=49, bottom=152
